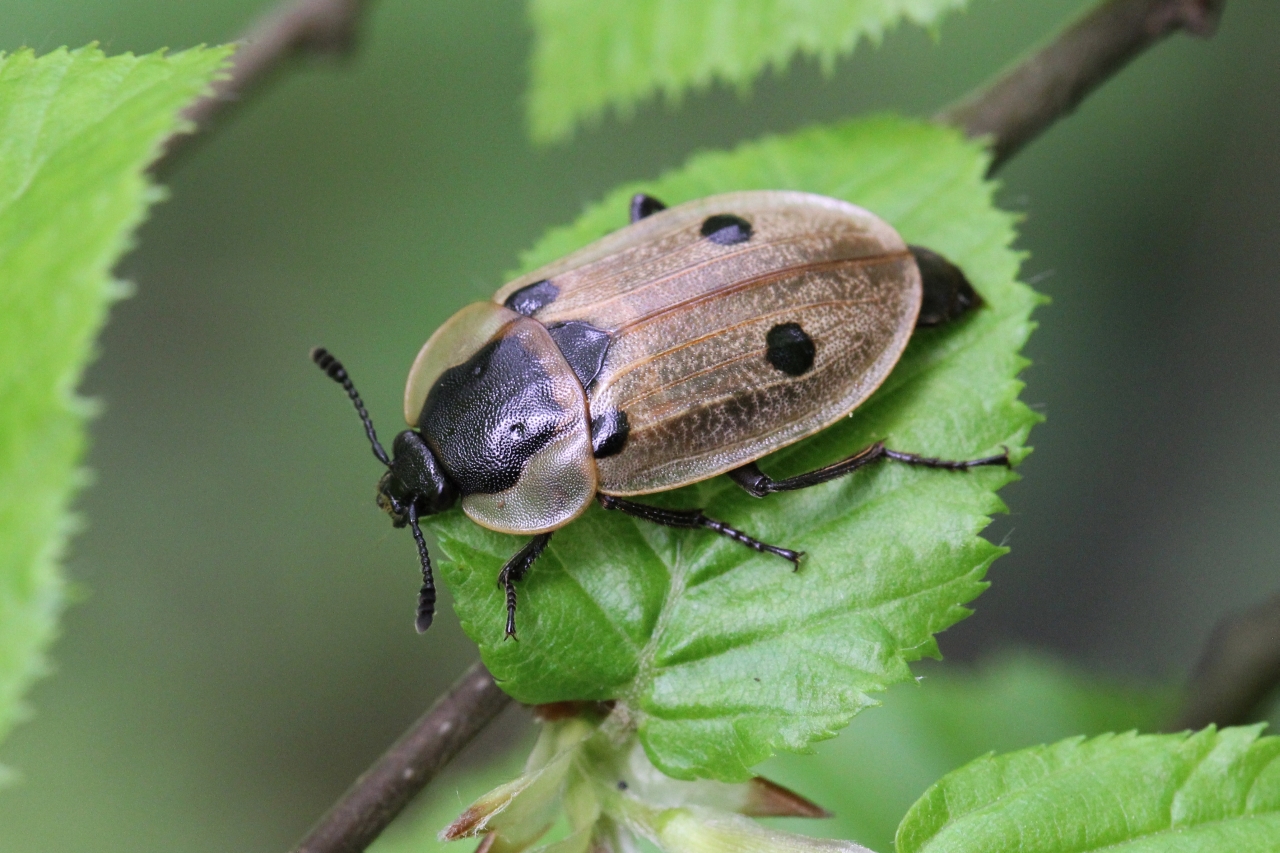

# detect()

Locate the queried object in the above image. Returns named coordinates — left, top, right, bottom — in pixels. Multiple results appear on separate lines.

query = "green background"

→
left=0, top=1, right=1278, bottom=851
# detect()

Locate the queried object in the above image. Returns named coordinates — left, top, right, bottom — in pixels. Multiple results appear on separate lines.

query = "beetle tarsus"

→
left=699, top=517, right=804, bottom=567
left=597, top=494, right=801, bottom=567
left=497, top=533, right=553, bottom=640
left=882, top=447, right=1012, bottom=470
left=502, top=575, right=520, bottom=641
left=728, top=441, right=1012, bottom=497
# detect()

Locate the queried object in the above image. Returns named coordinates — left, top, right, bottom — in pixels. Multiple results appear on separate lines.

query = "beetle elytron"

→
left=314, top=190, right=1008, bottom=638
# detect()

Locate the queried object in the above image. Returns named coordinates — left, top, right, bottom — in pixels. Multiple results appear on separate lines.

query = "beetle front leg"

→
left=406, top=503, right=437, bottom=634
left=497, top=532, right=553, bottom=640
left=597, top=494, right=802, bottom=568
left=728, top=442, right=1011, bottom=497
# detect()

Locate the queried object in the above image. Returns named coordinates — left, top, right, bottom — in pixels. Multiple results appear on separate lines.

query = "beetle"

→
left=313, top=190, right=1009, bottom=638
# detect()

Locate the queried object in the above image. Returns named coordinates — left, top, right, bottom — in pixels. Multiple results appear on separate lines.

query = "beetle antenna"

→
left=407, top=503, right=437, bottom=634
left=311, top=347, right=392, bottom=467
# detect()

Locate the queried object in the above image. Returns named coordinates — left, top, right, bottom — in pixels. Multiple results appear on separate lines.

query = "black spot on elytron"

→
left=547, top=321, right=612, bottom=389
left=909, top=245, right=981, bottom=327
left=630, top=193, right=667, bottom=223
left=418, top=335, right=564, bottom=496
left=591, top=410, right=629, bottom=459
left=765, top=323, right=816, bottom=376
left=700, top=214, right=752, bottom=245
left=503, top=279, right=559, bottom=316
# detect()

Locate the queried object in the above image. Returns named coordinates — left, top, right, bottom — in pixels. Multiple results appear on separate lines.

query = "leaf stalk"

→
left=937, top=0, right=1225, bottom=174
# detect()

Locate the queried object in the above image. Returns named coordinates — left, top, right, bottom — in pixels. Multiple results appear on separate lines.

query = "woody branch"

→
left=939, top=0, right=1225, bottom=174
left=154, top=0, right=373, bottom=173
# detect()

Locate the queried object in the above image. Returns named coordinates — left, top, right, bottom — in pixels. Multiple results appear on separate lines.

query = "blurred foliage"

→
left=899, top=725, right=1280, bottom=852
left=431, top=114, right=1038, bottom=781
left=0, top=44, right=229, bottom=768
left=373, top=652, right=1173, bottom=853
left=527, top=0, right=969, bottom=142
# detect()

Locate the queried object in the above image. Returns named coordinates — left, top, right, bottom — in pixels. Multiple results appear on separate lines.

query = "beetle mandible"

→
left=313, top=190, right=1009, bottom=638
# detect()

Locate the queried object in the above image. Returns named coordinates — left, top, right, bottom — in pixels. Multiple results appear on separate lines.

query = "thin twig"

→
left=282, top=2, right=1233, bottom=852
left=153, top=0, right=374, bottom=174
left=291, top=661, right=512, bottom=853
left=1167, top=593, right=1280, bottom=732
left=938, top=0, right=1226, bottom=174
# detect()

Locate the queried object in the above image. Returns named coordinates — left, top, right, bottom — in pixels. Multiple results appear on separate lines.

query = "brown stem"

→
left=153, top=0, right=374, bottom=174
left=938, top=0, right=1226, bottom=174
left=282, top=3, right=1234, bottom=852
left=290, top=662, right=512, bottom=853
left=1167, top=593, right=1280, bottom=732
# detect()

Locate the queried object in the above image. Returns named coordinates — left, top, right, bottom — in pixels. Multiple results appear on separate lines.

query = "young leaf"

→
left=426, top=114, right=1040, bottom=782
left=897, top=726, right=1280, bottom=853
left=0, top=45, right=232, bottom=760
left=527, top=0, right=970, bottom=142
left=442, top=713, right=868, bottom=853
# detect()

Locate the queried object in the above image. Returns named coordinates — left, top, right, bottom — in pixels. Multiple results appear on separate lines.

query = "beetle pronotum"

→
left=314, top=190, right=1009, bottom=638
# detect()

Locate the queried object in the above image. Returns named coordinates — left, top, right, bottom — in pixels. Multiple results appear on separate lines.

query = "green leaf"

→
left=897, top=726, right=1280, bottom=853
left=527, top=0, right=970, bottom=143
left=371, top=653, right=1173, bottom=853
left=760, top=652, right=1176, bottom=852
left=0, top=45, right=232, bottom=760
left=428, top=114, right=1040, bottom=781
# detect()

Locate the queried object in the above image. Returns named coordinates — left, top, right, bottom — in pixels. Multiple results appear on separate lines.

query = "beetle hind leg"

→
left=597, top=494, right=802, bottom=569
left=497, top=532, right=553, bottom=640
left=729, top=441, right=1011, bottom=497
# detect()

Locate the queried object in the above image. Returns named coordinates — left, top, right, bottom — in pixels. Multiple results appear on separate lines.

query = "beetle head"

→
left=377, top=430, right=459, bottom=527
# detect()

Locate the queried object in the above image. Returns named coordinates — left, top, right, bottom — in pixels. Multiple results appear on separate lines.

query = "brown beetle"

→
left=314, top=190, right=1007, bottom=637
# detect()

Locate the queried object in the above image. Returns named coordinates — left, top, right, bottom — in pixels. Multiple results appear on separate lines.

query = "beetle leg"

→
left=597, top=494, right=802, bottom=569
left=881, top=446, right=1012, bottom=470
left=729, top=442, right=1011, bottom=497
left=406, top=503, right=437, bottom=634
left=497, top=532, right=553, bottom=640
